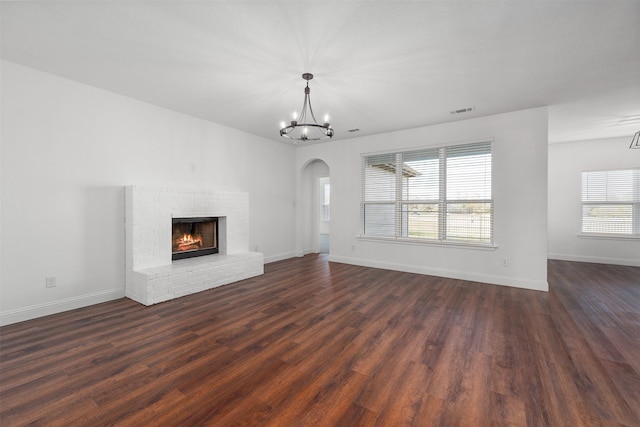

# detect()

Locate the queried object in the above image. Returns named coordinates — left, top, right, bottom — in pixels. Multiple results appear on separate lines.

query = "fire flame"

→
left=176, top=234, right=202, bottom=251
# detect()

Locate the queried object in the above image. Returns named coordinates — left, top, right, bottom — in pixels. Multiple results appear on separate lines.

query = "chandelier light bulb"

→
left=280, top=121, right=286, bottom=129
left=292, top=111, right=298, bottom=121
left=324, top=114, right=330, bottom=124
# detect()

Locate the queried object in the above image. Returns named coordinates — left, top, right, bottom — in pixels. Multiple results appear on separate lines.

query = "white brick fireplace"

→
left=125, top=186, right=263, bottom=305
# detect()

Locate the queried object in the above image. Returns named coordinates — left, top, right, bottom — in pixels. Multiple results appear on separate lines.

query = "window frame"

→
left=579, top=168, right=640, bottom=239
left=360, top=140, right=495, bottom=248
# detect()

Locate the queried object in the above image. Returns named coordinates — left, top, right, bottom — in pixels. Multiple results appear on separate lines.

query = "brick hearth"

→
left=124, top=186, right=263, bottom=305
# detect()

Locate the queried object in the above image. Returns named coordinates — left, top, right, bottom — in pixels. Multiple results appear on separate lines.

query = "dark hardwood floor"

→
left=1, top=255, right=639, bottom=426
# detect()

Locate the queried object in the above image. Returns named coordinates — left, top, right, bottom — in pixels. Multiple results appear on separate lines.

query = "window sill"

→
left=357, top=235, right=497, bottom=250
left=578, top=233, right=640, bottom=241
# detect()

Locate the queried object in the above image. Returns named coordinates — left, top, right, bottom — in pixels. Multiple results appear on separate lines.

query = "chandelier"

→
left=280, top=73, right=334, bottom=142
left=630, top=131, right=640, bottom=149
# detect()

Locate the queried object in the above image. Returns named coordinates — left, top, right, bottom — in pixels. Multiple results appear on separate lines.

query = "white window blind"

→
left=581, top=168, right=640, bottom=236
left=362, top=141, right=493, bottom=245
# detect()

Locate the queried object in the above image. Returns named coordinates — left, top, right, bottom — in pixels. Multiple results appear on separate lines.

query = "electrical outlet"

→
left=45, top=276, right=56, bottom=288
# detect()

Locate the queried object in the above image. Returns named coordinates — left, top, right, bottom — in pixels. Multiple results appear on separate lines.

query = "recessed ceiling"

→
left=2, top=1, right=639, bottom=144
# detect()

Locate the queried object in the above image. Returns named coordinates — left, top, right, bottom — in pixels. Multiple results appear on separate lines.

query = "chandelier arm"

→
left=306, top=93, right=321, bottom=126
left=630, top=131, right=640, bottom=149
left=297, top=84, right=310, bottom=124
left=300, top=93, right=309, bottom=124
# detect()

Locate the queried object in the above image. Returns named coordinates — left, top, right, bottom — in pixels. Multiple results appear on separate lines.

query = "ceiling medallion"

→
left=280, top=73, right=334, bottom=142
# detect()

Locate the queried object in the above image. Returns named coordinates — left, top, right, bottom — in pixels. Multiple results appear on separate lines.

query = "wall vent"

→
left=450, top=107, right=475, bottom=115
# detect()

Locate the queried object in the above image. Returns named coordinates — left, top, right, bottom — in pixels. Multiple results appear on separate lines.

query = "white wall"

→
left=548, top=137, right=640, bottom=266
left=0, top=61, right=296, bottom=324
left=296, top=107, right=549, bottom=291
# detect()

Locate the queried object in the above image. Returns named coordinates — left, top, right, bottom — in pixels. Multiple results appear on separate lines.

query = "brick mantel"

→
left=124, top=186, right=263, bottom=305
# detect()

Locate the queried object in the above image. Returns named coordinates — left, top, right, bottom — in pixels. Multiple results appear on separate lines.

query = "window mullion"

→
left=395, top=152, right=403, bottom=238
left=361, top=156, right=366, bottom=235
left=635, top=170, right=640, bottom=235
left=438, top=148, right=446, bottom=241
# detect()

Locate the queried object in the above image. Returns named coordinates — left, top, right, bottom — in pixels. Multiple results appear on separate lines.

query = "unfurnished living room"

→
left=1, top=1, right=639, bottom=426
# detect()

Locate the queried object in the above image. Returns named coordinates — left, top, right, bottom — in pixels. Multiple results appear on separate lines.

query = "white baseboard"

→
left=0, top=288, right=125, bottom=326
left=327, top=255, right=548, bottom=292
left=548, top=253, right=640, bottom=267
left=264, top=252, right=297, bottom=264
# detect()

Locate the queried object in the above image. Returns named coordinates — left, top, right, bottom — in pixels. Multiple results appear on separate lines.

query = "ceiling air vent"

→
left=450, top=107, right=475, bottom=115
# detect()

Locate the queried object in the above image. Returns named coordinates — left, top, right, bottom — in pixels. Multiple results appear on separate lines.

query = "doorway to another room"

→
left=300, top=159, right=330, bottom=256
left=319, top=177, right=330, bottom=254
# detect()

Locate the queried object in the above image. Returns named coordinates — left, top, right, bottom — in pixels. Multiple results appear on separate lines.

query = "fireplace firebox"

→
left=172, top=217, right=218, bottom=260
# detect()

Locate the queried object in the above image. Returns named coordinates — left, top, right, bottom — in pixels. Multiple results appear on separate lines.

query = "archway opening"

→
left=300, top=159, right=330, bottom=255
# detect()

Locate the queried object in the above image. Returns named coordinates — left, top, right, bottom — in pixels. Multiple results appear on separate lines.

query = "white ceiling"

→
left=2, top=1, right=639, bottom=145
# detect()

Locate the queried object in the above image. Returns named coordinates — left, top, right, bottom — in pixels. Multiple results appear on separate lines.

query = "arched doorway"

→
left=299, top=159, right=330, bottom=255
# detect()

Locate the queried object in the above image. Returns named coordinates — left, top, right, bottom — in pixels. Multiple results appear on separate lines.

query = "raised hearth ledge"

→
left=126, top=252, right=263, bottom=306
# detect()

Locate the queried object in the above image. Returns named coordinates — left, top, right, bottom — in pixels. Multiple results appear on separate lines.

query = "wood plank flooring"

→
left=1, top=255, right=639, bottom=426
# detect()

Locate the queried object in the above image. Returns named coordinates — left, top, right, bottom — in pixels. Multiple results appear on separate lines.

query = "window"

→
left=362, top=141, right=493, bottom=246
left=581, top=168, right=640, bottom=236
